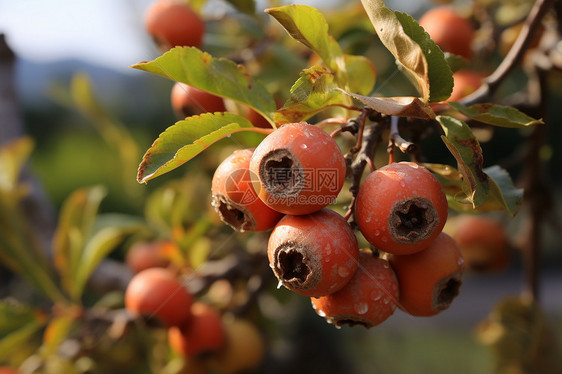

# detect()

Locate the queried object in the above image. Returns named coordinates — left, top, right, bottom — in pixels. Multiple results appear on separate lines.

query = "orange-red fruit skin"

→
left=311, top=252, right=399, bottom=328
left=419, top=6, right=475, bottom=59
left=389, top=232, right=465, bottom=317
left=0, top=368, right=19, bottom=374
left=449, top=70, right=485, bottom=102
left=125, top=240, right=171, bottom=273
left=145, top=0, right=205, bottom=49
left=267, top=209, right=359, bottom=297
left=171, top=82, right=226, bottom=118
left=211, top=148, right=283, bottom=232
left=452, top=215, right=509, bottom=272
left=125, top=268, right=193, bottom=327
left=355, top=162, right=448, bottom=255
left=249, top=122, right=346, bottom=215
left=168, top=302, right=225, bottom=357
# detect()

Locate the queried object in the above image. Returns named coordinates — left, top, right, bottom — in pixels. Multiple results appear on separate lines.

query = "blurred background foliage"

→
left=1, top=0, right=561, bottom=373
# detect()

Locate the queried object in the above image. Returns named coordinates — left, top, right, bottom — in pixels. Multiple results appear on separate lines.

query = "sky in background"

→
left=0, top=0, right=154, bottom=72
left=0, top=0, right=416, bottom=72
left=0, top=0, right=332, bottom=71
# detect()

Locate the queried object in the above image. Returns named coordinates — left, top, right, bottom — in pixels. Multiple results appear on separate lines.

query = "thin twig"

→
left=461, top=0, right=555, bottom=105
left=388, top=116, right=416, bottom=154
left=350, top=109, right=372, bottom=153
left=345, top=123, right=384, bottom=222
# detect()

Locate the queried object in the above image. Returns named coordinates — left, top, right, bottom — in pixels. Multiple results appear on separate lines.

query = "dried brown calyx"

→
left=432, top=270, right=464, bottom=311
left=258, top=149, right=304, bottom=197
left=388, top=197, right=439, bottom=243
left=271, top=242, right=320, bottom=291
left=328, top=317, right=374, bottom=329
left=211, top=194, right=256, bottom=232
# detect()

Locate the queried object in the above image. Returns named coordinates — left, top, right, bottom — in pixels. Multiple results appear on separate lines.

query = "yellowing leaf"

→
left=274, top=65, right=346, bottom=125
left=425, top=163, right=523, bottom=217
left=266, top=5, right=344, bottom=74
left=360, top=0, right=429, bottom=100
left=449, top=102, right=544, bottom=128
left=339, top=90, right=435, bottom=119
left=438, top=115, right=489, bottom=207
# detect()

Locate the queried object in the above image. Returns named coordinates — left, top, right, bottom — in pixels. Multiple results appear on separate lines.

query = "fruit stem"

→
left=388, top=116, right=416, bottom=160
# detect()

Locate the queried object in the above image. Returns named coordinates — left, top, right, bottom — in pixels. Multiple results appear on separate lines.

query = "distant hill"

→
left=14, top=57, right=173, bottom=123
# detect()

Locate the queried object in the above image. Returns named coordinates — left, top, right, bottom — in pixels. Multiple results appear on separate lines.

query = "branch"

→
left=388, top=116, right=416, bottom=154
left=345, top=120, right=384, bottom=222
left=461, top=0, right=555, bottom=105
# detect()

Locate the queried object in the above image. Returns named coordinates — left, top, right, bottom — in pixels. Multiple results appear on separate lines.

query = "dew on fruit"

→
left=370, top=290, right=382, bottom=301
left=374, top=230, right=380, bottom=237
left=338, top=267, right=350, bottom=278
left=277, top=281, right=283, bottom=289
left=354, top=302, right=369, bottom=315
left=300, top=144, right=308, bottom=149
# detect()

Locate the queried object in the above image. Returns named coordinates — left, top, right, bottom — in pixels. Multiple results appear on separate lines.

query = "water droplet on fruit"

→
left=370, top=291, right=381, bottom=301
left=338, top=267, right=350, bottom=278
left=277, top=281, right=283, bottom=289
left=374, top=230, right=380, bottom=236
left=400, top=181, right=406, bottom=187
left=300, top=144, right=308, bottom=149
left=354, top=302, right=369, bottom=315
left=316, top=308, right=326, bottom=317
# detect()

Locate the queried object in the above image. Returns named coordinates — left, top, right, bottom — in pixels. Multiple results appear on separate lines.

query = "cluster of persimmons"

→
left=121, top=2, right=512, bottom=372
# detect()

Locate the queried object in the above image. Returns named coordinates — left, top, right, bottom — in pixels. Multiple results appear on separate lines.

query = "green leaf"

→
left=265, top=5, right=344, bottom=74
left=273, top=65, right=346, bottom=125
left=137, top=112, right=254, bottom=183
left=53, top=186, right=107, bottom=302
left=224, top=0, right=255, bottom=14
left=445, top=53, right=468, bottom=73
left=339, top=90, right=435, bottom=119
left=394, top=11, right=453, bottom=102
left=0, top=321, right=43, bottom=362
left=448, top=102, right=545, bottom=128
left=131, top=47, right=275, bottom=122
left=70, top=73, right=142, bottom=195
left=41, top=315, right=78, bottom=356
left=485, top=165, right=523, bottom=217
left=0, top=137, right=34, bottom=191
left=0, top=195, right=67, bottom=303
left=425, top=163, right=523, bottom=216
left=344, top=54, right=377, bottom=95
left=360, top=0, right=429, bottom=101
left=0, top=300, right=45, bottom=362
left=0, top=300, right=42, bottom=337
left=73, top=214, right=146, bottom=298
left=437, top=115, right=489, bottom=208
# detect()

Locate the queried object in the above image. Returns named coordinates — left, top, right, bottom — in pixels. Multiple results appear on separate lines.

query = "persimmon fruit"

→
left=389, top=232, right=465, bottom=317
left=211, top=148, right=283, bottom=232
left=249, top=122, right=346, bottom=215
left=145, top=0, right=205, bottom=50
left=267, top=209, right=359, bottom=297
left=171, top=82, right=226, bottom=118
left=355, top=162, right=448, bottom=255
left=125, top=268, right=193, bottom=327
left=419, top=6, right=475, bottom=59
left=311, top=251, right=399, bottom=328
